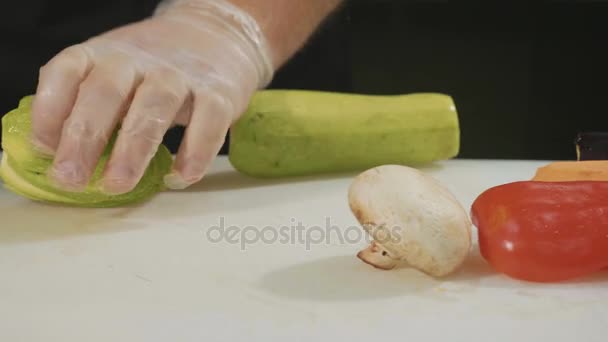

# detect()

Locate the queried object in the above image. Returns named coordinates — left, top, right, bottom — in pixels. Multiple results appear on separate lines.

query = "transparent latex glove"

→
left=30, top=0, right=274, bottom=193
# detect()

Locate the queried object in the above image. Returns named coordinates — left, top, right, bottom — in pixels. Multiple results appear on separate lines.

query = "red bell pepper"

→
left=471, top=180, right=608, bottom=283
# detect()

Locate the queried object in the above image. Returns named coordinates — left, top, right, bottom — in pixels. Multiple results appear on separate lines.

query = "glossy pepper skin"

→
left=471, top=181, right=608, bottom=283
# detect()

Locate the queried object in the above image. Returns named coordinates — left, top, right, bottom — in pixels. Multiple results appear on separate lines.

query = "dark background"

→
left=1, top=0, right=607, bottom=160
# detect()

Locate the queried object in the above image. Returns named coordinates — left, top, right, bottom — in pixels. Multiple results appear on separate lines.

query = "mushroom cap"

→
left=348, top=164, right=472, bottom=277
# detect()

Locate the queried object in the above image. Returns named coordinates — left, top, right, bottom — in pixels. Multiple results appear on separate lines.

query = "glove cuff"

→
left=154, top=0, right=275, bottom=88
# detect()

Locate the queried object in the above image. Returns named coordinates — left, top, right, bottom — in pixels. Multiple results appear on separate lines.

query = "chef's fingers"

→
left=101, top=69, right=187, bottom=194
left=31, top=45, right=92, bottom=155
left=164, top=90, right=232, bottom=190
left=48, top=55, right=139, bottom=192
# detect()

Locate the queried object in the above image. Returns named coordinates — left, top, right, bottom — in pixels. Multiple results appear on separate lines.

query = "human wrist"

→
left=226, top=0, right=344, bottom=68
left=153, top=0, right=275, bottom=88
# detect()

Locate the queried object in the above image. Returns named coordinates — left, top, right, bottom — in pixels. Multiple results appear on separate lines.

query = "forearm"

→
left=227, top=0, right=344, bottom=69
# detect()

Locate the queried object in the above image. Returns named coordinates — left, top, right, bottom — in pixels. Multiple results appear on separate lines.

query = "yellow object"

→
left=532, top=161, right=608, bottom=182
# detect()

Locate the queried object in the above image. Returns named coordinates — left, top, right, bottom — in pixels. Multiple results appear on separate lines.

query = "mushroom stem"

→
left=357, top=241, right=400, bottom=270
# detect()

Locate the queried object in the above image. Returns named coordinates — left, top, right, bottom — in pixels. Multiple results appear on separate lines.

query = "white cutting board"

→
left=0, top=155, right=606, bottom=342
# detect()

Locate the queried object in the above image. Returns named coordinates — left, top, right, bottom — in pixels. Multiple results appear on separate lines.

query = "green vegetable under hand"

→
left=0, top=96, right=173, bottom=207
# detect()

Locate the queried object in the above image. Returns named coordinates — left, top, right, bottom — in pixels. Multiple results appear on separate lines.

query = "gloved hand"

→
left=30, top=0, right=274, bottom=193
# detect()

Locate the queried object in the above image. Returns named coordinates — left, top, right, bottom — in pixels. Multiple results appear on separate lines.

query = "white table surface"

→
left=0, top=155, right=606, bottom=342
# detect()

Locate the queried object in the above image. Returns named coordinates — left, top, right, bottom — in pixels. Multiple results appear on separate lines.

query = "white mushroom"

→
left=348, top=164, right=472, bottom=277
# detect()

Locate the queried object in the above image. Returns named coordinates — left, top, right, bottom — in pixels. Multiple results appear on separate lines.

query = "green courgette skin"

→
left=228, top=90, right=461, bottom=178
left=0, top=95, right=173, bottom=207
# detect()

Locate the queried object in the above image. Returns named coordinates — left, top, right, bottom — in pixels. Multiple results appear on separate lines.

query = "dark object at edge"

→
left=576, top=132, right=608, bottom=161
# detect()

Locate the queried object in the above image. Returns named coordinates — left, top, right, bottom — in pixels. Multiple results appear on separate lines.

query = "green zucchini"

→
left=228, top=90, right=461, bottom=178
left=0, top=95, right=173, bottom=207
